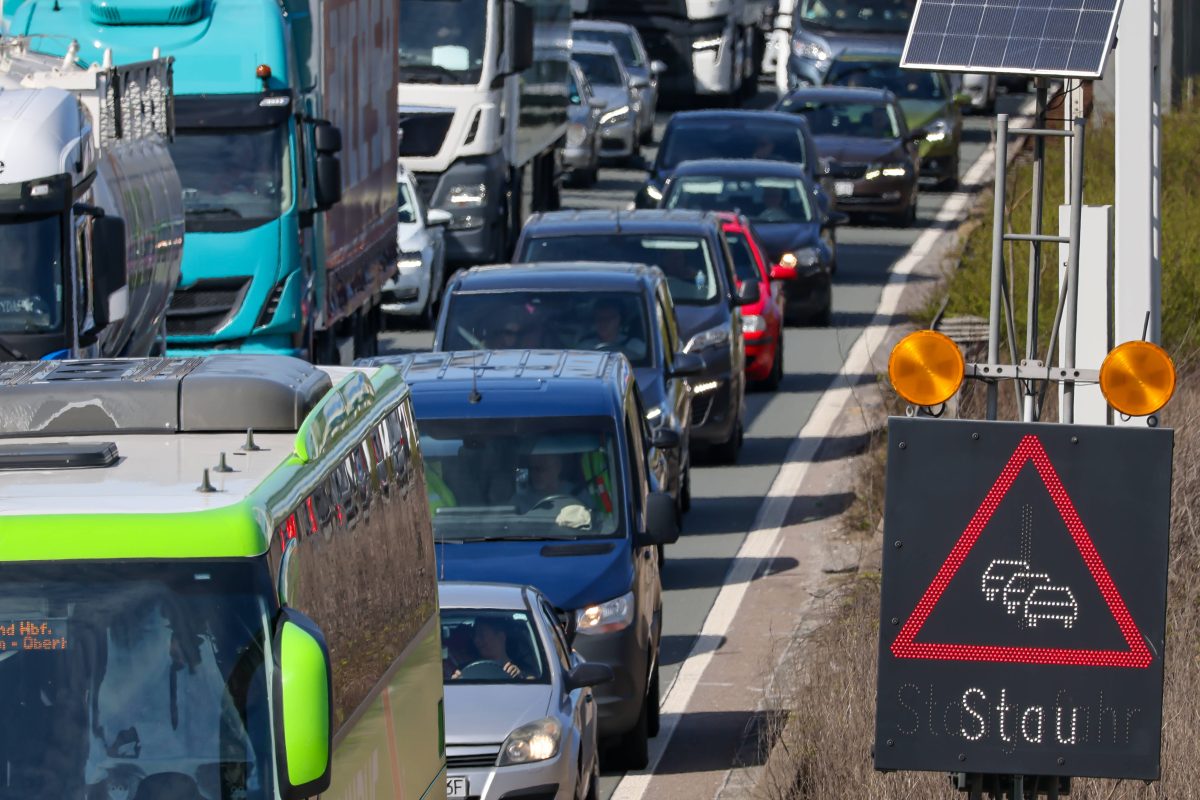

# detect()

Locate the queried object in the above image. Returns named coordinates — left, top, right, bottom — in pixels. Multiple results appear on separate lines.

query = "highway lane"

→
left=380, top=88, right=1026, bottom=796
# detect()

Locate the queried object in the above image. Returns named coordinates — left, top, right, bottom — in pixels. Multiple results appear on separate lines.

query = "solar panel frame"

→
left=900, top=0, right=1123, bottom=79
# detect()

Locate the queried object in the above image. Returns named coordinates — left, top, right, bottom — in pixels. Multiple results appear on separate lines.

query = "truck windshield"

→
left=800, top=0, right=915, bottom=33
left=0, top=560, right=276, bottom=799
left=170, top=124, right=292, bottom=232
left=441, top=289, right=653, bottom=366
left=398, top=0, right=488, bottom=85
left=0, top=213, right=63, bottom=333
left=418, top=416, right=625, bottom=541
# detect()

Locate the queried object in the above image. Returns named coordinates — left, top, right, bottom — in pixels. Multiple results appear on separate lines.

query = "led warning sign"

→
left=875, top=418, right=1173, bottom=781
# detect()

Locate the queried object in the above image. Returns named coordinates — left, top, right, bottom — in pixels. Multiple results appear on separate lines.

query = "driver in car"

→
left=511, top=452, right=590, bottom=515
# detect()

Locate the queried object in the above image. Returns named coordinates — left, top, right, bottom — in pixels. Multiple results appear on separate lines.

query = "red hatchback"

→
left=718, top=213, right=787, bottom=390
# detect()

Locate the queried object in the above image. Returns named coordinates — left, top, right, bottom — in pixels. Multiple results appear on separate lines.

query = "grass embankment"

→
left=757, top=103, right=1200, bottom=799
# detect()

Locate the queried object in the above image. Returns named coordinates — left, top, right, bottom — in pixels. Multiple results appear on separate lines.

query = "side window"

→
left=716, top=233, right=739, bottom=303
left=541, top=601, right=572, bottom=671
left=624, top=398, right=647, bottom=518
left=654, top=296, right=672, bottom=365
left=659, top=290, right=680, bottom=355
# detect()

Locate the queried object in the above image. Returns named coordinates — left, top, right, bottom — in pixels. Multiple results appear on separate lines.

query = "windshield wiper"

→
left=398, top=62, right=465, bottom=84
left=0, top=336, right=29, bottom=361
left=438, top=533, right=589, bottom=543
left=187, top=206, right=244, bottom=218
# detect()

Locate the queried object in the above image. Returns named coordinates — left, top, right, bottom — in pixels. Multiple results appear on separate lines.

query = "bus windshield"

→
left=419, top=416, right=625, bottom=541
left=0, top=560, right=276, bottom=799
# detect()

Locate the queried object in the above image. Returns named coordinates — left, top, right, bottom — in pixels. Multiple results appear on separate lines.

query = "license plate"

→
left=835, top=181, right=855, bottom=197
left=447, top=776, right=469, bottom=798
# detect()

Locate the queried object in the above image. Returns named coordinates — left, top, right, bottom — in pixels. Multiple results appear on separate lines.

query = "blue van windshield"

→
left=419, top=416, right=624, bottom=541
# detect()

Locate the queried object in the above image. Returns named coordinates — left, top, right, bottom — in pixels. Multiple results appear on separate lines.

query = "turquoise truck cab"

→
left=11, top=0, right=398, bottom=362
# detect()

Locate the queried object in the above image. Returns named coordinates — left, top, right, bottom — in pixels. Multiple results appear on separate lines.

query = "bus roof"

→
left=0, top=357, right=409, bottom=562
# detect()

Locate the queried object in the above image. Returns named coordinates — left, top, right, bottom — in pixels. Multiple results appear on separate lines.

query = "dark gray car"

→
left=571, top=19, right=666, bottom=145
left=516, top=210, right=761, bottom=463
left=563, top=60, right=605, bottom=187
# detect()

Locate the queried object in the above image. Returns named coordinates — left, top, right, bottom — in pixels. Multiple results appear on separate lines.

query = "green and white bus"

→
left=0, top=356, right=445, bottom=800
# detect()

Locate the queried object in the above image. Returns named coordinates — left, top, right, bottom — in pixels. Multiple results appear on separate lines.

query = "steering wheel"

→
left=458, top=659, right=513, bottom=680
left=531, top=494, right=580, bottom=511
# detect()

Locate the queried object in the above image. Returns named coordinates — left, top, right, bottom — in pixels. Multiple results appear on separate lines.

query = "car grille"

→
left=165, top=277, right=251, bottom=337
left=827, top=162, right=869, bottom=180
left=446, top=751, right=498, bottom=769
left=691, top=393, right=715, bottom=426
left=398, top=111, right=454, bottom=158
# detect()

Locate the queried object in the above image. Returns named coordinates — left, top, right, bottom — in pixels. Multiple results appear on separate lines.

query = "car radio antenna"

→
left=469, top=350, right=482, bottom=404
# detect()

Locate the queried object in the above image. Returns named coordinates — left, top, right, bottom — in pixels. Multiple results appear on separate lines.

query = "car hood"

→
left=445, top=684, right=554, bottom=747
left=750, top=222, right=823, bottom=263
left=591, top=85, right=631, bottom=111
left=674, top=301, right=729, bottom=342
left=438, top=538, right=634, bottom=611
left=813, top=135, right=907, bottom=164
left=898, top=99, right=949, bottom=131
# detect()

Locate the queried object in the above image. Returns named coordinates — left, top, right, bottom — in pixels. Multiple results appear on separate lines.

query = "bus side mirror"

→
left=90, top=214, right=128, bottom=332
left=510, top=0, right=534, bottom=74
left=273, top=608, right=333, bottom=800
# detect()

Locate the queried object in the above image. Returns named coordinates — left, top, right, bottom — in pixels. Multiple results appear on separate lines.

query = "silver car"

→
left=563, top=60, right=605, bottom=187
left=383, top=163, right=451, bottom=326
left=441, top=582, right=612, bottom=800
left=571, top=20, right=666, bottom=145
left=571, top=40, right=638, bottom=163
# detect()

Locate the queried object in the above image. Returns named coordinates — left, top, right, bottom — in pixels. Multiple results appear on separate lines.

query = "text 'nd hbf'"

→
left=0, top=620, right=68, bottom=651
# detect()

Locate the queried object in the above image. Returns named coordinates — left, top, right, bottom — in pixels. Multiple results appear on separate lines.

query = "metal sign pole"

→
left=1025, top=81, right=1049, bottom=422
left=1061, top=117, right=1086, bottom=424
left=987, top=114, right=1010, bottom=421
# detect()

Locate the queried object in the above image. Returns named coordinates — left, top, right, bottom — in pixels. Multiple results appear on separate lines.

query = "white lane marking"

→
left=609, top=124, right=1015, bottom=799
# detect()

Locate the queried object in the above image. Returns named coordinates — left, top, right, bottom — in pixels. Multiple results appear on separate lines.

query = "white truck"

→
left=397, top=0, right=572, bottom=267
left=574, top=0, right=774, bottom=102
left=0, top=38, right=183, bottom=361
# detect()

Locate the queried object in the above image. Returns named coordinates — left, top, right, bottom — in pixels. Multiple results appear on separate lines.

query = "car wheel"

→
left=680, top=461, right=691, bottom=514
left=811, top=303, right=833, bottom=328
left=610, top=695, right=650, bottom=770
left=584, top=754, right=600, bottom=800
left=419, top=273, right=441, bottom=329
left=711, top=419, right=743, bottom=465
left=894, top=201, right=917, bottom=228
left=646, top=659, right=661, bottom=738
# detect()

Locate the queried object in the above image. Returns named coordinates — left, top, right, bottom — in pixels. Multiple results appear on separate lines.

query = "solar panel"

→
left=901, top=0, right=1122, bottom=79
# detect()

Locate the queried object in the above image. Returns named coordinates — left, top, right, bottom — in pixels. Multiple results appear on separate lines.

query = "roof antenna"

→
left=196, top=468, right=217, bottom=493
left=469, top=351, right=482, bottom=404
left=213, top=452, right=235, bottom=473
left=240, top=428, right=263, bottom=452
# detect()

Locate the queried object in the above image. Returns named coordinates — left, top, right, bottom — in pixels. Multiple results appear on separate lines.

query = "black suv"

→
left=432, top=262, right=704, bottom=519
left=516, top=210, right=759, bottom=462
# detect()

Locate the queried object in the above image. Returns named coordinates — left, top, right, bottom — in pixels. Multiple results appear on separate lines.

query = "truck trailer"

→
left=10, top=0, right=399, bottom=363
left=396, top=0, right=571, bottom=267
left=0, top=38, right=184, bottom=361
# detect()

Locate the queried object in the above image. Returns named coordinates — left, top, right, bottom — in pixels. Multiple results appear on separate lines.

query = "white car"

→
left=383, top=163, right=451, bottom=325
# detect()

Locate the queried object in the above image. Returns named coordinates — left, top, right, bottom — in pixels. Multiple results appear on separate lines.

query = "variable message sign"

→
left=875, top=418, right=1173, bottom=780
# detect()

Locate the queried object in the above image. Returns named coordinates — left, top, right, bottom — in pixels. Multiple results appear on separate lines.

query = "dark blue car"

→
left=660, top=159, right=841, bottom=325
left=355, top=349, right=680, bottom=770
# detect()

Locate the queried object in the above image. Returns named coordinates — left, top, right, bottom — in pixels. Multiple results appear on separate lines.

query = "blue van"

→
left=356, top=350, right=679, bottom=770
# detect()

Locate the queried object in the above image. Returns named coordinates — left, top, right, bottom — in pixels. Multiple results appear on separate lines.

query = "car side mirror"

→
left=825, top=211, right=850, bottom=227
left=668, top=351, right=705, bottom=378
left=426, top=208, right=453, bottom=227
left=630, top=74, right=649, bottom=89
left=769, top=262, right=798, bottom=281
left=734, top=279, right=761, bottom=306
left=273, top=608, right=333, bottom=800
left=566, top=662, right=614, bottom=691
left=650, top=428, right=680, bottom=449
left=650, top=60, right=667, bottom=75
left=643, top=491, right=680, bottom=545
left=89, top=214, right=128, bottom=332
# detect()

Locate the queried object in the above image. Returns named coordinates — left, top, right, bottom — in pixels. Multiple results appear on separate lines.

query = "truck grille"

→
left=398, top=111, right=454, bottom=158
left=165, top=277, right=251, bottom=337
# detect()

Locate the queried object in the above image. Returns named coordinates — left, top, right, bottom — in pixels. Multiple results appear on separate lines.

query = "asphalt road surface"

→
left=381, top=85, right=1028, bottom=798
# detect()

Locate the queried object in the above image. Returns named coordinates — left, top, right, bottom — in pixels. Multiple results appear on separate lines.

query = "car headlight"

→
left=397, top=253, right=423, bottom=270
left=683, top=325, right=730, bottom=353
left=864, top=163, right=910, bottom=180
left=692, top=36, right=723, bottom=51
left=600, top=105, right=631, bottom=125
left=447, top=183, right=487, bottom=207
left=566, top=122, right=588, bottom=147
left=575, top=590, right=635, bottom=635
left=645, top=406, right=663, bottom=422
left=742, top=314, right=767, bottom=334
left=924, top=118, right=952, bottom=143
left=645, top=184, right=663, bottom=202
left=499, top=717, right=562, bottom=766
left=792, top=39, right=830, bottom=62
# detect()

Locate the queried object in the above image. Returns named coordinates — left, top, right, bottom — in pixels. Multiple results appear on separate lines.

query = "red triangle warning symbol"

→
left=891, top=434, right=1151, bottom=669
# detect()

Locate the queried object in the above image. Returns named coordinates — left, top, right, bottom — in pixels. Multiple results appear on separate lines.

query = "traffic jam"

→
left=0, top=0, right=1023, bottom=798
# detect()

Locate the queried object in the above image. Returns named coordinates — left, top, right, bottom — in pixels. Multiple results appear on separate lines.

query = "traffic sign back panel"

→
left=875, top=418, right=1172, bottom=779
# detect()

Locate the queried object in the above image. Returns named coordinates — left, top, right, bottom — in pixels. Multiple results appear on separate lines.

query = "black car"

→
left=516, top=210, right=759, bottom=463
left=776, top=86, right=921, bottom=225
left=635, top=110, right=829, bottom=214
left=659, top=159, right=841, bottom=325
left=432, top=262, right=704, bottom=519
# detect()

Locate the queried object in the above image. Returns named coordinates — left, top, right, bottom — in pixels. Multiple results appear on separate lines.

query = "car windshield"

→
left=574, top=52, right=624, bottom=86
left=523, top=235, right=720, bottom=305
left=827, top=61, right=945, bottom=100
left=660, top=122, right=807, bottom=171
left=778, top=99, right=902, bottom=138
left=0, top=560, right=275, bottom=800
left=398, top=0, right=488, bottom=84
left=170, top=125, right=292, bottom=232
left=0, top=213, right=63, bottom=333
left=573, top=29, right=644, bottom=67
left=419, top=416, right=624, bottom=541
left=442, top=290, right=653, bottom=366
left=799, top=0, right=915, bottom=32
left=441, top=609, right=548, bottom=683
left=665, top=176, right=814, bottom=225
left=723, top=232, right=762, bottom=282
left=399, top=181, right=419, bottom=224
